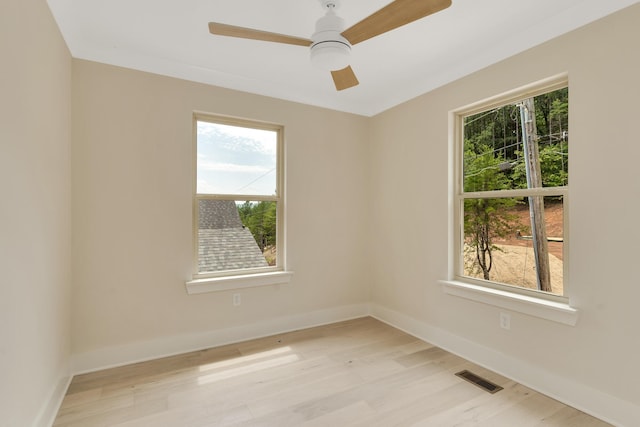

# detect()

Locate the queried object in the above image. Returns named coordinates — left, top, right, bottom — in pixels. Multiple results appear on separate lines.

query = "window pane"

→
left=462, top=196, right=563, bottom=295
left=463, top=88, right=568, bottom=192
left=198, top=199, right=276, bottom=274
left=197, top=121, right=277, bottom=196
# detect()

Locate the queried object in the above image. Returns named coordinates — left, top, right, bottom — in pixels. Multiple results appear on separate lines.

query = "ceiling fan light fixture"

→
left=310, top=6, right=351, bottom=71
left=310, top=40, right=351, bottom=71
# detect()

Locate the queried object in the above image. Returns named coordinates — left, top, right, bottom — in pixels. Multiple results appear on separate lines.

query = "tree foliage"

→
left=238, top=201, right=276, bottom=251
left=511, top=141, right=568, bottom=188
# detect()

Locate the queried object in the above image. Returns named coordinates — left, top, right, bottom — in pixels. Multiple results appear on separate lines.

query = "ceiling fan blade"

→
left=331, top=66, right=359, bottom=91
left=209, top=22, right=312, bottom=47
left=341, top=0, right=452, bottom=46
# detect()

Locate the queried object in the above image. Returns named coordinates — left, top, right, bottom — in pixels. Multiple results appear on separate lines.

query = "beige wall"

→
left=70, top=60, right=371, bottom=366
left=369, top=4, right=640, bottom=423
left=0, top=0, right=72, bottom=426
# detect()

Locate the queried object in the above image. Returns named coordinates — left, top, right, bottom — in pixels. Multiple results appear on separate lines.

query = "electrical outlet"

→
left=499, top=312, right=511, bottom=330
left=233, top=293, right=241, bottom=306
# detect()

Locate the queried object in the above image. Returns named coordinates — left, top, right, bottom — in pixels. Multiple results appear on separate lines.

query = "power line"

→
left=467, top=133, right=568, bottom=160
left=234, top=168, right=276, bottom=192
left=464, top=108, right=501, bottom=126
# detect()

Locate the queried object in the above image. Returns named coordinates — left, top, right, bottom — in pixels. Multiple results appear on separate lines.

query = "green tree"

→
left=533, top=88, right=568, bottom=139
left=463, top=147, right=519, bottom=280
left=262, top=202, right=277, bottom=247
left=511, top=142, right=568, bottom=188
left=238, top=201, right=276, bottom=251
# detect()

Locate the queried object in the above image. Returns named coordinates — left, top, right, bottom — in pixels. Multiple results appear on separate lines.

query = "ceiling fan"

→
left=208, top=0, right=452, bottom=91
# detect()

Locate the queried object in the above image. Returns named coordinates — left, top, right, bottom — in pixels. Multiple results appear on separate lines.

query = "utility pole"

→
left=519, top=98, right=552, bottom=292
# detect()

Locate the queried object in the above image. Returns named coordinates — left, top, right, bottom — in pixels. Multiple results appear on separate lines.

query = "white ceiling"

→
left=47, top=0, right=636, bottom=116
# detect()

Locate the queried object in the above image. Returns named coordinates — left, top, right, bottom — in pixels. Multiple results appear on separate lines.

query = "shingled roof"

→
left=198, top=199, right=268, bottom=272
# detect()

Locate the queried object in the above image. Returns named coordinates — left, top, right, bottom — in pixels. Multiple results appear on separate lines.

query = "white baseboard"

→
left=370, top=303, right=638, bottom=427
left=34, top=374, right=72, bottom=427
left=71, top=303, right=370, bottom=375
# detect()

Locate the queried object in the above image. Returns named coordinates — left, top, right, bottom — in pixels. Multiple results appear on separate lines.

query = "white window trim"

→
left=439, top=280, right=578, bottom=326
left=186, top=271, right=294, bottom=295
left=442, top=73, right=578, bottom=325
left=187, top=113, right=293, bottom=294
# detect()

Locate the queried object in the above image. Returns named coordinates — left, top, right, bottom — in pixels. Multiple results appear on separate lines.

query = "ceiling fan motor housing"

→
left=310, top=10, right=351, bottom=71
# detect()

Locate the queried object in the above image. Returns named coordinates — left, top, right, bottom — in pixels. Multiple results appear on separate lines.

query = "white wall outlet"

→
left=233, top=293, right=241, bottom=306
left=500, top=312, right=511, bottom=330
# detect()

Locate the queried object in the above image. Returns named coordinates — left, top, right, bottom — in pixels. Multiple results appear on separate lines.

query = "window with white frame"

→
left=454, top=79, right=568, bottom=300
left=193, top=114, right=284, bottom=279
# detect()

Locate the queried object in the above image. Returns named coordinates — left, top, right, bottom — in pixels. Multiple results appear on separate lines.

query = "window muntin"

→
left=455, top=81, right=568, bottom=299
left=194, top=114, right=283, bottom=278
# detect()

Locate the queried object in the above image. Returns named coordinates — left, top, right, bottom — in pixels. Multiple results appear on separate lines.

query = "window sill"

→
left=439, top=280, right=578, bottom=326
left=186, top=271, right=294, bottom=295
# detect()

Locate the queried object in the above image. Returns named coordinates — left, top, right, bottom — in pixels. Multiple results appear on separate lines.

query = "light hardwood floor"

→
left=53, top=317, right=610, bottom=426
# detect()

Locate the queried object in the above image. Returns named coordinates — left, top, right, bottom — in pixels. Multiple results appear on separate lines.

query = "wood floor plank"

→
left=53, top=317, right=611, bottom=426
left=299, top=401, right=375, bottom=427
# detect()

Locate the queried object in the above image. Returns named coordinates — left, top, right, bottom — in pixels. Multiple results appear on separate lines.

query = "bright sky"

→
left=197, top=121, right=277, bottom=196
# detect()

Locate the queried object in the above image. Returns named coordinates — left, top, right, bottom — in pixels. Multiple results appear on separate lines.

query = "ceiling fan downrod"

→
left=320, top=0, right=339, bottom=10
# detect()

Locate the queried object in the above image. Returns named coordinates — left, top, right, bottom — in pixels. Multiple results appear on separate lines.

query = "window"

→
left=192, top=114, right=285, bottom=283
left=453, top=78, right=569, bottom=301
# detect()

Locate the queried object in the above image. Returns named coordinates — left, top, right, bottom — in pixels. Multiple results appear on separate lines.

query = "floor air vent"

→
left=455, top=370, right=503, bottom=394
